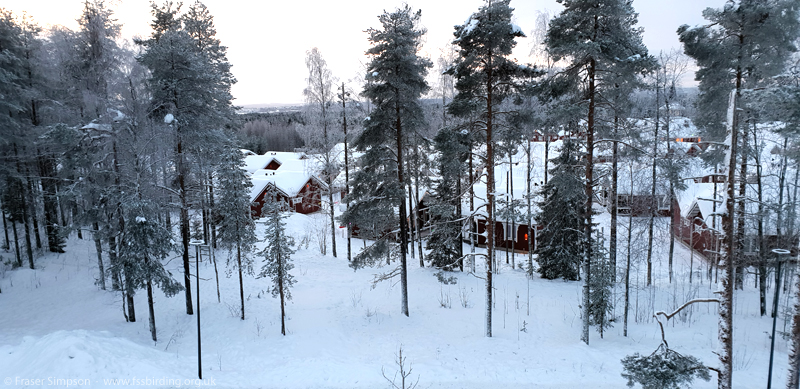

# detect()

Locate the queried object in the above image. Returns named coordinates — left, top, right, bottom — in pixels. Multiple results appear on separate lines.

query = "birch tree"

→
left=304, top=47, right=338, bottom=258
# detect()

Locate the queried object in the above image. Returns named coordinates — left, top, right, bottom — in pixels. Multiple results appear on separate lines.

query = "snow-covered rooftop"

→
left=244, top=151, right=328, bottom=202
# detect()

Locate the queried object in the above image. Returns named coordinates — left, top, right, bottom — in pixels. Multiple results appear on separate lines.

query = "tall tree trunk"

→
left=14, top=144, right=35, bottom=269
left=719, top=87, right=740, bottom=389
left=735, top=123, right=748, bottom=291
left=108, top=233, right=120, bottom=290
left=790, top=161, right=800, bottom=238
left=457, top=165, right=464, bottom=271
left=93, top=222, right=106, bottom=290
left=237, top=242, right=245, bottom=320
left=38, top=155, right=62, bottom=253
left=786, top=266, right=800, bottom=388
left=2, top=202, right=10, bottom=251
left=509, top=150, right=515, bottom=269
left=12, top=217, right=22, bottom=268
left=341, top=83, right=352, bottom=262
left=544, top=135, right=550, bottom=186
left=26, top=174, right=42, bottom=251
left=406, top=146, right=416, bottom=263
left=408, top=179, right=417, bottom=262
left=665, top=101, right=675, bottom=283
left=209, top=173, right=217, bottom=249
left=178, top=132, right=194, bottom=315
left=770, top=138, right=790, bottom=317
left=581, top=51, right=597, bottom=345
left=125, top=266, right=136, bottom=322
left=213, top=245, right=220, bottom=303
left=22, top=189, right=34, bottom=270
left=327, top=174, right=337, bottom=258
left=646, top=75, right=659, bottom=287
left=469, top=143, right=476, bottom=273
left=147, top=274, right=157, bottom=341
left=610, top=116, right=618, bottom=282
left=395, top=93, right=410, bottom=318
left=414, top=140, right=424, bottom=266
left=527, top=139, right=533, bottom=274
left=72, top=201, right=82, bottom=240
left=278, top=252, right=286, bottom=336
left=753, top=126, right=766, bottom=316
left=485, top=54, right=495, bottom=338
left=162, top=159, right=172, bottom=233
left=624, top=165, right=634, bottom=337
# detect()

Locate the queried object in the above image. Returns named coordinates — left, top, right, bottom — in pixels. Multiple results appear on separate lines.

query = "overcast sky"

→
left=6, top=0, right=720, bottom=106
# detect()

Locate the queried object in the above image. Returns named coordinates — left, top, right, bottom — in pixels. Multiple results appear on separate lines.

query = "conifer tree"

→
left=0, top=8, right=27, bottom=231
left=258, top=193, right=296, bottom=336
left=138, top=0, right=235, bottom=315
left=588, top=237, right=613, bottom=338
left=215, top=144, right=256, bottom=321
left=427, top=127, right=468, bottom=271
left=545, top=0, right=654, bottom=345
left=0, top=10, right=39, bottom=269
left=0, top=9, right=25, bottom=138
left=621, top=344, right=711, bottom=389
left=117, top=201, right=183, bottom=342
left=678, top=2, right=798, bottom=386
left=74, top=0, right=121, bottom=117
left=534, top=139, right=585, bottom=281
left=448, top=0, right=538, bottom=338
left=341, top=5, right=430, bottom=317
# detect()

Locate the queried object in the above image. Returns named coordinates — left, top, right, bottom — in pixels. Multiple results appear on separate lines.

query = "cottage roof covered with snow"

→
left=243, top=151, right=328, bottom=214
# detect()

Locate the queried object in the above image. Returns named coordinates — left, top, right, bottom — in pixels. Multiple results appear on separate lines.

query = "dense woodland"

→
left=2, top=0, right=800, bottom=388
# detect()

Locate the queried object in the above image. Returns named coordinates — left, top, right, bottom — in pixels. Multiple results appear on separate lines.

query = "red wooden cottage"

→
left=249, top=171, right=327, bottom=217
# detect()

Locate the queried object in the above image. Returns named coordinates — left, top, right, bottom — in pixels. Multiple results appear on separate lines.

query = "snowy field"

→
left=0, top=210, right=792, bottom=388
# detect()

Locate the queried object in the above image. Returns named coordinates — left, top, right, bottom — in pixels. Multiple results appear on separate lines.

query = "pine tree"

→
left=448, top=0, right=538, bottom=338
left=215, top=144, right=256, bottom=321
left=341, top=5, right=431, bottom=317
left=679, top=0, right=798, bottom=154
left=258, top=193, right=296, bottom=336
left=546, top=0, right=655, bottom=345
left=621, top=344, right=711, bottom=389
left=678, top=2, right=798, bottom=386
left=534, top=139, right=585, bottom=281
left=138, top=0, right=235, bottom=315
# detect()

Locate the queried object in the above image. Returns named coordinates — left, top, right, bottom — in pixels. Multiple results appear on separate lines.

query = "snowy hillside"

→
left=0, top=211, right=789, bottom=388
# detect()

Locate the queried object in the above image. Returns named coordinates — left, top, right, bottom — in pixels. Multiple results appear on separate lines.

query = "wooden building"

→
left=471, top=218, right=535, bottom=253
left=244, top=151, right=328, bottom=218
left=249, top=172, right=326, bottom=217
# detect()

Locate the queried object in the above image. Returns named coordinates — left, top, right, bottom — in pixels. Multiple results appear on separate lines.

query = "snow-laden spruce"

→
left=215, top=144, right=257, bottom=321
left=257, top=194, right=296, bottom=336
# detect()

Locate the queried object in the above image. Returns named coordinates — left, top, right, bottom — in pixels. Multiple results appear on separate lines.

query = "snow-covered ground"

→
left=0, top=210, right=792, bottom=388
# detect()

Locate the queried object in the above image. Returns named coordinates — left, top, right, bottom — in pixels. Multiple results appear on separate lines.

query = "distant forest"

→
left=236, top=112, right=306, bottom=153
